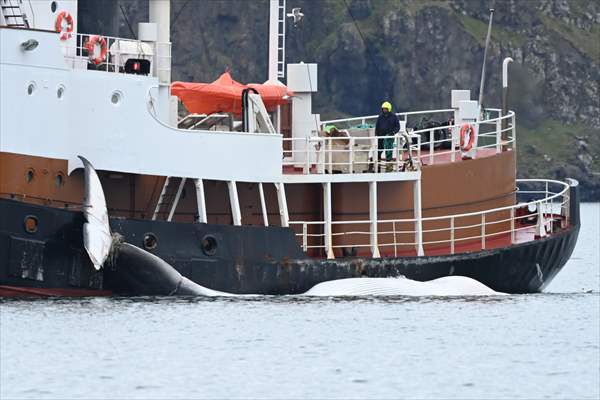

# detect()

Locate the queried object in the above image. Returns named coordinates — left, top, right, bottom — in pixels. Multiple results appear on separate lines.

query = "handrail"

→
left=289, top=179, right=570, bottom=256
left=62, top=32, right=171, bottom=82
left=321, top=108, right=454, bottom=126
left=284, top=108, right=515, bottom=174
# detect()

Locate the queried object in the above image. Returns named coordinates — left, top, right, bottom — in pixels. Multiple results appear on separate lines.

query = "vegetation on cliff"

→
left=80, top=0, right=600, bottom=199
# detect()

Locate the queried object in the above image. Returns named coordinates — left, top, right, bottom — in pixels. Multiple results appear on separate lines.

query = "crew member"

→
left=375, top=101, right=400, bottom=171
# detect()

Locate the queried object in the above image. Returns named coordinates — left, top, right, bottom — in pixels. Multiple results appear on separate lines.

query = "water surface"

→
left=1, top=204, right=598, bottom=399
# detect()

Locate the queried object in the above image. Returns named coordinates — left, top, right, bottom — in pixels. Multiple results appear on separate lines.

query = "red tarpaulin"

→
left=171, top=72, right=293, bottom=116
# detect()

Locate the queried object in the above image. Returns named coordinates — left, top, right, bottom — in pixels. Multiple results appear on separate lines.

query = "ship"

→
left=0, top=0, right=580, bottom=297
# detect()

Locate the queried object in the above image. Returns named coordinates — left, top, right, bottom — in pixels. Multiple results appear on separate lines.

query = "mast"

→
left=478, top=8, right=494, bottom=112
left=268, top=0, right=285, bottom=81
left=149, top=0, right=171, bottom=122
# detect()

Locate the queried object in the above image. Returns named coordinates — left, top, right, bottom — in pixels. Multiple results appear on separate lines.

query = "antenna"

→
left=478, top=8, right=494, bottom=112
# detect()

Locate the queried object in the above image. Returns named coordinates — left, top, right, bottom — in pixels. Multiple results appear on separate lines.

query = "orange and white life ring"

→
left=54, top=11, right=74, bottom=41
left=459, top=123, right=475, bottom=152
left=84, top=35, right=108, bottom=65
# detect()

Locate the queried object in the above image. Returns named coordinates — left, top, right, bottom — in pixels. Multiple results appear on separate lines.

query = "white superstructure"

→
left=3, top=0, right=550, bottom=262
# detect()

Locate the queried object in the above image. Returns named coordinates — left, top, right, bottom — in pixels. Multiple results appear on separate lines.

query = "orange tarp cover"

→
left=171, top=72, right=292, bottom=116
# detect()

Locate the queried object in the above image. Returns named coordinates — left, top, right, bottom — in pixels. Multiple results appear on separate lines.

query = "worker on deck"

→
left=375, top=101, right=400, bottom=172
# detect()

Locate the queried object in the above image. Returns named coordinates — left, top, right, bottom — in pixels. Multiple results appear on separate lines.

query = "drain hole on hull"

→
left=201, top=235, right=218, bottom=256
left=143, top=233, right=157, bottom=250
left=24, top=215, right=38, bottom=234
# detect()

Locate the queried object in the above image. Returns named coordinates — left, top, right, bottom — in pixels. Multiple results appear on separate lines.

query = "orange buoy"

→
left=459, top=123, right=475, bottom=152
left=54, top=11, right=74, bottom=41
left=84, top=35, right=108, bottom=65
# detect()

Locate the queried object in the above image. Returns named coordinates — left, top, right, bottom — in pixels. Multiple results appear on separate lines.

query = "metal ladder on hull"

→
left=1, top=0, right=30, bottom=28
left=152, top=177, right=187, bottom=221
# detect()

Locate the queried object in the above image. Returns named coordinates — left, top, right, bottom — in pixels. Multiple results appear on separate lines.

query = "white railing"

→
left=408, top=109, right=515, bottom=165
left=282, top=132, right=422, bottom=174
left=283, top=108, right=515, bottom=174
left=322, top=108, right=455, bottom=129
left=62, top=33, right=171, bottom=83
left=289, top=179, right=570, bottom=258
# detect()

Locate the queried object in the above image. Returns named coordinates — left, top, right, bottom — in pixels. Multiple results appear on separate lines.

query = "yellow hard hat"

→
left=381, top=101, right=392, bottom=111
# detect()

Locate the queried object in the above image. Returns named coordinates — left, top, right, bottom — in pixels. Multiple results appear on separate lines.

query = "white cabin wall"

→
left=24, top=0, right=78, bottom=33
left=1, top=27, right=283, bottom=183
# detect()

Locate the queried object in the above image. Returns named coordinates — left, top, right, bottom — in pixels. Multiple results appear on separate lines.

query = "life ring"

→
left=84, top=35, right=108, bottom=65
left=54, top=11, right=74, bottom=41
left=459, top=123, right=475, bottom=152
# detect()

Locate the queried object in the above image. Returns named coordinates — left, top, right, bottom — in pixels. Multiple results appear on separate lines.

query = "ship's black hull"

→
left=0, top=182, right=580, bottom=295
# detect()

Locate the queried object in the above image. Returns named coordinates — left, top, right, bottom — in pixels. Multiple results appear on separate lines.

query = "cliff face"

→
left=79, top=0, right=600, bottom=200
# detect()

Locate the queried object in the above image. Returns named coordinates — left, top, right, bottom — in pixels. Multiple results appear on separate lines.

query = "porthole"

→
left=201, top=235, right=218, bottom=256
left=56, top=84, right=65, bottom=99
left=143, top=233, right=158, bottom=250
left=24, top=215, right=38, bottom=234
left=110, top=91, right=123, bottom=106
left=51, top=1, right=57, bottom=13
left=25, top=169, right=35, bottom=183
left=55, top=172, right=64, bottom=187
left=27, top=82, right=36, bottom=96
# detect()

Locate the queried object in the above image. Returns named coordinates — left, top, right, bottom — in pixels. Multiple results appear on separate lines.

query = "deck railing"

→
left=282, top=132, right=422, bottom=174
left=289, top=179, right=570, bottom=258
left=62, top=33, right=171, bottom=83
left=284, top=108, right=515, bottom=174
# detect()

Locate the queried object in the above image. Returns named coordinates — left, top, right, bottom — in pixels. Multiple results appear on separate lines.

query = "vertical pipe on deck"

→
left=414, top=179, right=424, bottom=256
left=369, top=181, right=380, bottom=258
left=323, top=182, right=334, bottom=259
left=258, top=182, right=269, bottom=227
left=194, top=178, right=207, bottom=223
left=275, top=182, right=289, bottom=227
left=227, top=181, right=242, bottom=226
left=149, top=0, right=171, bottom=121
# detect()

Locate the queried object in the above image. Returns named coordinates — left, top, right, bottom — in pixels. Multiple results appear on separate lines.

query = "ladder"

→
left=152, top=177, right=187, bottom=221
left=1, top=0, right=30, bottom=28
left=276, top=0, right=285, bottom=78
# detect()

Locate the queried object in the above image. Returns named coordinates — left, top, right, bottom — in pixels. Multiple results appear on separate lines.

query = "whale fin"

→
left=79, top=156, right=112, bottom=270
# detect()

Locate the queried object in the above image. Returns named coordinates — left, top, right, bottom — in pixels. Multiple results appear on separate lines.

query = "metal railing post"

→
left=323, top=182, right=334, bottom=259
left=369, top=181, right=380, bottom=258
left=429, top=129, right=434, bottom=165
left=414, top=179, right=425, bottom=256
left=395, top=135, right=401, bottom=172
left=374, top=138, right=379, bottom=173
left=304, top=136, right=310, bottom=174
left=327, top=138, right=333, bottom=174
left=481, top=213, right=486, bottom=250
left=417, top=136, right=422, bottom=166
left=349, top=137, right=355, bottom=174
left=450, top=216, right=455, bottom=254
left=450, top=125, right=456, bottom=162
left=510, top=208, right=515, bottom=244
left=496, top=118, right=502, bottom=153
left=302, top=223, right=308, bottom=252
left=393, top=220, right=398, bottom=257
left=512, top=113, right=517, bottom=150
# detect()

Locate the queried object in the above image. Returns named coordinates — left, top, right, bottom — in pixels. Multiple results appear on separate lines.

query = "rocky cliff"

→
left=79, top=0, right=600, bottom=200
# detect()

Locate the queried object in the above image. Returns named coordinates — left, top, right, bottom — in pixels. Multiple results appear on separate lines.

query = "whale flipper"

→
left=80, top=156, right=112, bottom=270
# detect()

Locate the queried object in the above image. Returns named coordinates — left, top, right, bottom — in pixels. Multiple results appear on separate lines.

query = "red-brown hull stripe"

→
left=0, top=285, right=112, bottom=297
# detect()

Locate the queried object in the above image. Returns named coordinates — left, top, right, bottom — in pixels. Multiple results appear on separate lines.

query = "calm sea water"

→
left=1, top=203, right=598, bottom=400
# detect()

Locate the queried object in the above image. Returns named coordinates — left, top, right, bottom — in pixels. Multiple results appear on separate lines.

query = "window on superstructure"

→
left=27, top=82, right=36, bottom=96
left=26, top=169, right=34, bottom=183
